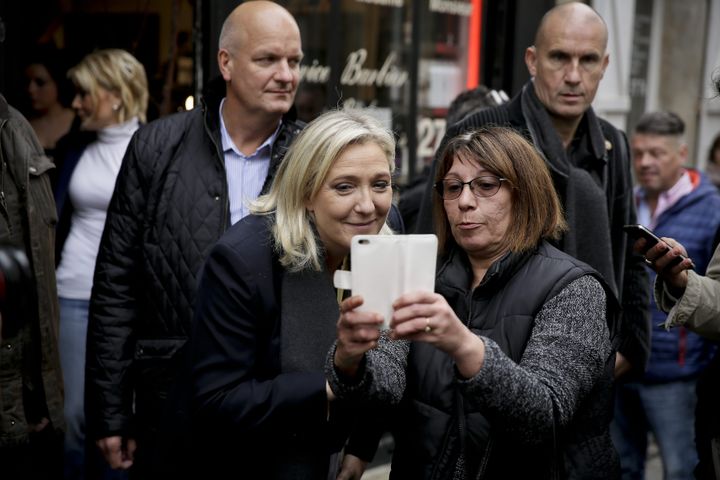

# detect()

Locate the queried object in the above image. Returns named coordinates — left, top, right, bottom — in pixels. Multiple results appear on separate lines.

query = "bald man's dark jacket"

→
left=84, top=76, right=304, bottom=475
left=416, top=81, right=651, bottom=378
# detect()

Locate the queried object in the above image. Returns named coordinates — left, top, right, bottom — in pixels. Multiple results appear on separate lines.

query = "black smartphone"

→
left=623, top=224, right=694, bottom=269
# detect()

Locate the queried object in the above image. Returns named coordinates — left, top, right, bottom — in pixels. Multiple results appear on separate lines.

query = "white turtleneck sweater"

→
left=56, top=118, right=140, bottom=300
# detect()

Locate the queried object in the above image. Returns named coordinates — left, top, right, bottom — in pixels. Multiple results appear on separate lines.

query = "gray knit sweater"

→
left=327, top=275, right=612, bottom=477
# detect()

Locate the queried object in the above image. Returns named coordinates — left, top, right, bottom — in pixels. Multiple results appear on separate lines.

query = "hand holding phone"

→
left=334, top=234, right=438, bottom=329
left=623, top=224, right=695, bottom=270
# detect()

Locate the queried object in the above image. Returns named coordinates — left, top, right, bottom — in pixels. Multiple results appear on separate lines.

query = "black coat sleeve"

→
left=86, top=131, right=149, bottom=439
left=190, top=237, right=329, bottom=437
left=610, top=130, right=651, bottom=377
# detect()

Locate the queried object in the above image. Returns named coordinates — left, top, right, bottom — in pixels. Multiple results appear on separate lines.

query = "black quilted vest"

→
left=389, top=241, right=615, bottom=480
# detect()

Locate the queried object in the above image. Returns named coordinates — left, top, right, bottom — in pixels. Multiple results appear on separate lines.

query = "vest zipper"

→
left=475, top=438, right=493, bottom=480
left=466, top=283, right=494, bottom=480
left=430, top=285, right=470, bottom=480
left=457, top=393, right=467, bottom=480
left=429, top=419, right=456, bottom=480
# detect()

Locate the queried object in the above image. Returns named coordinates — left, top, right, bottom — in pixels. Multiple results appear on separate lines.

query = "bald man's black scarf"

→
left=520, top=82, right=617, bottom=299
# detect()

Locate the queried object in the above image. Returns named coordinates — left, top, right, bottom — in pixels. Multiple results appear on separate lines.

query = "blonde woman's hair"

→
left=252, top=109, right=396, bottom=272
left=433, top=127, right=567, bottom=256
left=68, top=49, right=149, bottom=123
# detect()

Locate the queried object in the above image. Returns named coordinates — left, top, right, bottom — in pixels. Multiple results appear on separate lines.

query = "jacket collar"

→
left=201, top=76, right=299, bottom=135
left=437, top=244, right=534, bottom=297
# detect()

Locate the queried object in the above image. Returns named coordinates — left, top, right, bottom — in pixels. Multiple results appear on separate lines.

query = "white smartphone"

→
left=348, top=234, right=438, bottom=328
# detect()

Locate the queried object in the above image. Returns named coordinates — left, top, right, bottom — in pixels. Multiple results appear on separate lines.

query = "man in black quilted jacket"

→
left=416, top=2, right=651, bottom=382
left=84, top=2, right=304, bottom=477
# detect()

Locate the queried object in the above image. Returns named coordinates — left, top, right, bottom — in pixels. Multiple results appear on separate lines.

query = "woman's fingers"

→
left=336, top=295, right=383, bottom=361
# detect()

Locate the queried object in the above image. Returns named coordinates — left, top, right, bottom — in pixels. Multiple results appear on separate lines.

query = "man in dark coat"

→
left=416, top=2, right=651, bottom=380
left=84, top=2, right=304, bottom=477
left=0, top=93, right=65, bottom=479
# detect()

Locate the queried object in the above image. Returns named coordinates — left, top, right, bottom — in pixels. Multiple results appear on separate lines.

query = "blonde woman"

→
left=54, top=49, right=148, bottom=479
left=190, top=110, right=395, bottom=478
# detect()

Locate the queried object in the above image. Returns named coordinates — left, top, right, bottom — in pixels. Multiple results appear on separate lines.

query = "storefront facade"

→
left=0, top=0, right=549, bottom=183
left=3, top=0, right=717, bottom=178
left=198, top=0, right=551, bottom=184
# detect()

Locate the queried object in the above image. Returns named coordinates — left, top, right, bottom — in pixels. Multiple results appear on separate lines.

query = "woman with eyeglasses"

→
left=327, top=127, right=619, bottom=479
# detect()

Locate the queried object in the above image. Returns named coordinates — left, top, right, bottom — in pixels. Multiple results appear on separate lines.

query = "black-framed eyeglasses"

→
left=434, top=175, right=509, bottom=200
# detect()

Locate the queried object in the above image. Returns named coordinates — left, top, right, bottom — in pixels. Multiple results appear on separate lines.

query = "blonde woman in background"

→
left=53, top=49, right=148, bottom=480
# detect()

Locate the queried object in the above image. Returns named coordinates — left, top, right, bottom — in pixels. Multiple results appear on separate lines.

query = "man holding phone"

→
left=612, top=111, right=720, bottom=479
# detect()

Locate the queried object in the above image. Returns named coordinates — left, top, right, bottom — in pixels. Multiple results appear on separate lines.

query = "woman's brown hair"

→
left=432, top=127, right=567, bottom=256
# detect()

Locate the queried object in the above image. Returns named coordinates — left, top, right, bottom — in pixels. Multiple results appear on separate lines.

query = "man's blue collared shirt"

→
left=219, top=98, right=280, bottom=224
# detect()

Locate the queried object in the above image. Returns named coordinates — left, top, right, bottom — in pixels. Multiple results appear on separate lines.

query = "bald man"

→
left=84, top=2, right=306, bottom=476
left=417, top=3, right=650, bottom=381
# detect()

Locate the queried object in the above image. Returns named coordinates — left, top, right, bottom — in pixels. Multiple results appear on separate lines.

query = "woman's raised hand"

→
left=391, top=291, right=485, bottom=379
left=334, top=295, right=384, bottom=377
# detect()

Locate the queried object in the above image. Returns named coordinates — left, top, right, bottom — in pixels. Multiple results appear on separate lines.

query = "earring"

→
left=112, top=104, right=120, bottom=111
